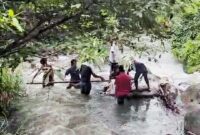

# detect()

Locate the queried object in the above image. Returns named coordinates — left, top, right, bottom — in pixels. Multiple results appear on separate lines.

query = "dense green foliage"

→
left=1, top=0, right=199, bottom=72
left=0, top=68, right=23, bottom=115
left=0, top=0, right=173, bottom=67
left=170, top=0, right=200, bottom=73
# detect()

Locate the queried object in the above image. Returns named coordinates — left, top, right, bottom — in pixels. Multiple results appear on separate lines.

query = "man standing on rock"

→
left=80, top=62, right=105, bottom=95
left=109, top=38, right=118, bottom=75
left=128, top=60, right=150, bottom=91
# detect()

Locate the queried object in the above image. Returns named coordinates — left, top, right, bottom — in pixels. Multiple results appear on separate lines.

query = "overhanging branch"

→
left=0, top=1, right=95, bottom=58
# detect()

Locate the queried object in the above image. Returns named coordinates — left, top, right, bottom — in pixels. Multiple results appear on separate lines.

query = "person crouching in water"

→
left=80, top=62, right=105, bottom=95
left=32, top=57, right=54, bottom=88
left=65, top=59, right=80, bottom=89
left=115, top=65, right=132, bottom=105
left=103, top=64, right=119, bottom=95
left=128, top=60, right=150, bottom=91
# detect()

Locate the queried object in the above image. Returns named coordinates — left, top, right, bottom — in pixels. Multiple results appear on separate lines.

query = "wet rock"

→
left=181, top=83, right=200, bottom=105
left=181, top=84, right=200, bottom=135
left=185, top=109, right=200, bottom=135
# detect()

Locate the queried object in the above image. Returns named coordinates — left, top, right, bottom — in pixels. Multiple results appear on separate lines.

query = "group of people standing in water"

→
left=31, top=38, right=150, bottom=105
left=32, top=58, right=104, bottom=95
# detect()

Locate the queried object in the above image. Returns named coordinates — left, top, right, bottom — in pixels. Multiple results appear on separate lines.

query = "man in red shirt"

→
left=115, top=65, right=132, bottom=105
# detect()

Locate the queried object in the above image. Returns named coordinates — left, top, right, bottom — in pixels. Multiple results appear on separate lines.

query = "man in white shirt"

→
left=109, top=39, right=118, bottom=76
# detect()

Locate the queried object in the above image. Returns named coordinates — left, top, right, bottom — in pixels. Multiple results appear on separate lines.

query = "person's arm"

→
left=91, top=69, right=105, bottom=81
left=128, top=75, right=134, bottom=80
left=32, top=67, right=42, bottom=83
left=65, top=68, right=70, bottom=77
left=127, top=64, right=134, bottom=74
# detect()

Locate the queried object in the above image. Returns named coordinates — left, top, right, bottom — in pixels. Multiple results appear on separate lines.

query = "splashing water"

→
left=5, top=53, right=185, bottom=135
left=7, top=36, right=200, bottom=135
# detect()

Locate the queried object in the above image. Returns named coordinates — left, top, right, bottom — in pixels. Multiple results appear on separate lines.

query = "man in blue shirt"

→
left=65, top=59, right=80, bottom=89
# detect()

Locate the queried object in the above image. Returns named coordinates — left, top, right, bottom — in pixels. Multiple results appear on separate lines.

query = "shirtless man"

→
left=32, top=58, right=54, bottom=88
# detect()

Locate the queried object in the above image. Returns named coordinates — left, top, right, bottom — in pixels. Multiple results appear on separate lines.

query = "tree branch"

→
left=0, top=2, right=94, bottom=58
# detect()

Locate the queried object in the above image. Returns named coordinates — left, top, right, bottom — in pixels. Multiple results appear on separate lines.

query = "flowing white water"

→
left=120, top=35, right=200, bottom=91
left=7, top=54, right=183, bottom=135
left=8, top=36, right=200, bottom=135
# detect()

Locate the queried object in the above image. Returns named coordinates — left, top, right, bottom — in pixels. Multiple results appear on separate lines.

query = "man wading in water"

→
left=65, top=59, right=80, bottom=89
left=80, top=62, right=105, bottom=95
left=128, top=60, right=150, bottom=91
left=32, top=58, right=54, bottom=88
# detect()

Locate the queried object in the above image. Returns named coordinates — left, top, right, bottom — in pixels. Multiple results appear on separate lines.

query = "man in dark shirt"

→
left=128, top=60, right=150, bottom=91
left=65, top=59, right=80, bottom=89
left=80, top=64, right=105, bottom=95
left=110, top=64, right=119, bottom=80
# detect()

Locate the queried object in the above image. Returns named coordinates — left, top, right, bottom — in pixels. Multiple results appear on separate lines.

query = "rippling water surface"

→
left=7, top=54, right=184, bottom=135
left=8, top=36, right=196, bottom=135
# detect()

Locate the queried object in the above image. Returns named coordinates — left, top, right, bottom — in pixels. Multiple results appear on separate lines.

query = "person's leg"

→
left=43, top=73, right=49, bottom=88
left=81, top=82, right=86, bottom=94
left=42, top=77, right=46, bottom=88
left=143, top=72, right=150, bottom=90
left=48, top=70, right=54, bottom=86
left=109, top=62, right=114, bottom=77
left=66, top=83, right=73, bottom=89
left=117, top=96, right=124, bottom=105
left=134, top=72, right=141, bottom=90
left=84, top=83, right=91, bottom=95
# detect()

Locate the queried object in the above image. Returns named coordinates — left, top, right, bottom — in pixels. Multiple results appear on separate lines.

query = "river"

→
left=6, top=36, right=200, bottom=135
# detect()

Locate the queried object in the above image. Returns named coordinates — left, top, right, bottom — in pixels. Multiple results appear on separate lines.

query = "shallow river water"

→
left=10, top=80, right=184, bottom=135
left=7, top=36, right=200, bottom=135
left=6, top=53, right=185, bottom=135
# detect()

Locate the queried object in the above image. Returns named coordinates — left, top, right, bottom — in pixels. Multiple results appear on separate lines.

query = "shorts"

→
left=110, top=62, right=118, bottom=71
left=81, top=82, right=92, bottom=95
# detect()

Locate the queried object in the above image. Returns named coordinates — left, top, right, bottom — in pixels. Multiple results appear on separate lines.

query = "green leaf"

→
left=8, top=9, right=15, bottom=17
left=12, top=18, right=24, bottom=32
left=71, top=4, right=81, bottom=9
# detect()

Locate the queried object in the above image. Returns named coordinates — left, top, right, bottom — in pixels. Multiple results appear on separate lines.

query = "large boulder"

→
left=185, top=109, right=200, bottom=135
left=181, top=84, right=200, bottom=135
left=181, top=83, right=200, bottom=105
